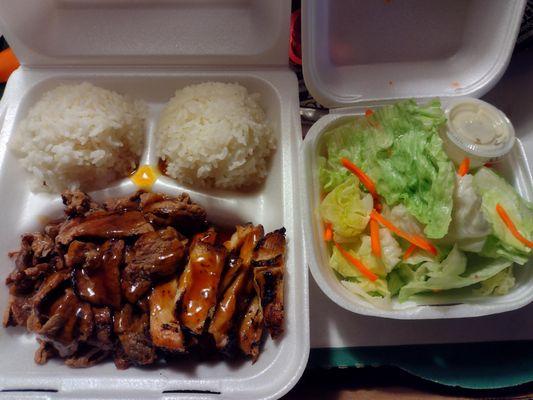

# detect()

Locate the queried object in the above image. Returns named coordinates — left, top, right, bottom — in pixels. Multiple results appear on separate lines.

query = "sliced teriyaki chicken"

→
left=220, top=224, right=264, bottom=292
left=209, top=224, right=264, bottom=350
left=237, top=295, right=263, bottom=362
left=179, top=229, right=226, bottom=335
left=208, top=271, right=248, bottom=350
left=252, top=228, right=286, bottom=338
left=149, top=278, right=185, bottom=353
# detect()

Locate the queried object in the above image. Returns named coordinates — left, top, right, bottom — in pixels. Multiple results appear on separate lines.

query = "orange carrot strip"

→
left=323, top=223, right=333, bottom=242
left=341, top=158, right=379, bottom=202
left=496, top=203, right=533, bottom=248
left=334, top=241, right=378, bottom=281
left=458, top=157, right=470, bottom=177
left=370, top=219, right=381, bottom=257
left=403, top=244, right=417, bottom=261
left=370, top=210, right=437, bottom=255
left=364, top=109, right=379, bottom=127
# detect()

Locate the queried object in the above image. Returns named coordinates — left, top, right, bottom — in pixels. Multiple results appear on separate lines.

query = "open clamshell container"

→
left=0, top=0, right=309, bottom=398
left=301, top=0, right=532, bottom=319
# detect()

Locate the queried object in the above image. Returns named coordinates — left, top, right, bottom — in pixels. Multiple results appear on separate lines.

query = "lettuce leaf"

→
left=318, top=99, right=454, bottom=239
left=473, top=167, right=532, bottom=256
left=384, top=204, right=425, bottom=236
left=398, top=246, right=512, bottom=302
left=480, top=235, right=529, bottom=265
left=443, top=174, right=491, bottom=252
left=320, top=176, right=373, bottom=241
left=472, top=266, right=515, bottom=296
left=379, top=228, right=402, bottom=271
left=329, top=239, right=390, bottom=299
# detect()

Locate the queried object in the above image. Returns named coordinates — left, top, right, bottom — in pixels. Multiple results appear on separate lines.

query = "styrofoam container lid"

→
left=0, top=0, right=290, bottom=67
left=302, top=0, right=526, bottom=107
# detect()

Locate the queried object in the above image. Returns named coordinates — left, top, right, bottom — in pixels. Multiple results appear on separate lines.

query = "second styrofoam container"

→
left=302, top=106, right=533, bottom=319
left=301, top=0, right=531, bottom=319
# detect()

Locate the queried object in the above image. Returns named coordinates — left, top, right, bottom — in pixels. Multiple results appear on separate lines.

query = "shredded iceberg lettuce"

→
left=320, top=176, right=373, bottom=241
left=444, top=174, right=491, bottom=252
left=474, top=167, right=532, bottom=256
left=317, top=99, right=531, bottom=305
left=319, top=99, right=454, bottom=239
left=398, top=246, right=513, bottom=302
left=329, top=241, right=390, bottom=301
left=473, top=266, right=515, bottom=296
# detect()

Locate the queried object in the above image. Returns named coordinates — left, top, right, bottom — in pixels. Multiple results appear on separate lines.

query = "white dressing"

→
left=442, top=98, right=515, bottom=167
left=448, top=102, right=510, bottom=147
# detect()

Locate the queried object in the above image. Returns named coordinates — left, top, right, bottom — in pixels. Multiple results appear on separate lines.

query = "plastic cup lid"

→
left=444, top=98, right=516, bottom=159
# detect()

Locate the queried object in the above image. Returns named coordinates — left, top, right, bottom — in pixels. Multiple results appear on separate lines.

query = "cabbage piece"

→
left=320, top=176, right=373, bottom=240
left=443, top=174, right=491, bottom=252
left=473, top=167, right=532, bottom=256
left=398, top=246, right=512, bottom=302
left=473, top=266, right=515, bottom=296
left=318, top=99, right=454, bottom=239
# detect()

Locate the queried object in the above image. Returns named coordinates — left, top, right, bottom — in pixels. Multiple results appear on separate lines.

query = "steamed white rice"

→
left=11, top=82, right=146, bottom=192
left=156, top=82, right=275, bottom=189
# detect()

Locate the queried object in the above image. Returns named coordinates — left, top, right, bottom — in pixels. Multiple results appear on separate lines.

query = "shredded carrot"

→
left=334, top=241, right=378, bottom=281
left=370, top=210, right=437, bottom=255
left=458, top=157, right=470, bottom=177
left=496, top=203, right=533, bottom=248
left=403, top=244, right=417, bottom=260
left=370, top=219, right=381, bottom=257
left=364, top=109, right=379, bottom=127
left=341, top=158, right=379, bottom=203
left=323, top=223, right=333, bottom=242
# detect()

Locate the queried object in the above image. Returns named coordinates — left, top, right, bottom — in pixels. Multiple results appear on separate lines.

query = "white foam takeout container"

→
left=0, top=1, right=309, bottom=399
left=301, top=0, right=532, bottom=319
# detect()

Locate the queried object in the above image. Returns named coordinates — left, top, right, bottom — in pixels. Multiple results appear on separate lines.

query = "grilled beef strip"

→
left=122, top=227, right=188, bottom=303
left=56, top=211, right=154, bottom=246
left=114, top=304, right=155, bottom=368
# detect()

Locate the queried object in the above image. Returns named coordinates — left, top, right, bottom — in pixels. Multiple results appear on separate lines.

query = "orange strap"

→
left=0, top=48, right=19, bottom=82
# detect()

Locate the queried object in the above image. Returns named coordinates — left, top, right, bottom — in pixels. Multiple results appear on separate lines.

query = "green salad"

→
left=319, top=99, right=533, bottom=307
